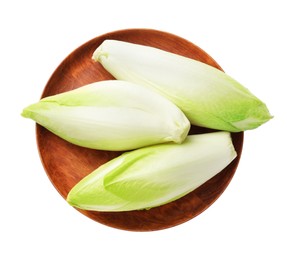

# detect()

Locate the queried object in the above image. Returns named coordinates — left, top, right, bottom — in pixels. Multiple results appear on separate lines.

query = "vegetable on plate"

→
left=67, top=131, right=237, bottom=212
left=22, top=80, right=190, bottom=151
left=93, top=40, right=272, bottom=132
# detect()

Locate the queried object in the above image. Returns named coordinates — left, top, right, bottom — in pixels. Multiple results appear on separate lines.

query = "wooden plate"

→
left=36, top=28, right=244, bottom=231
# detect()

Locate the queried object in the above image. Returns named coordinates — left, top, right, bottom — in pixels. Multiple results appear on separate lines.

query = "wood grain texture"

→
left=36, top=28, right=244, bottom=231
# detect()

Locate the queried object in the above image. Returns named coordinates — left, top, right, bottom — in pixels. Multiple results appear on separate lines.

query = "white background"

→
left=1, top=0, right=286, bottom=259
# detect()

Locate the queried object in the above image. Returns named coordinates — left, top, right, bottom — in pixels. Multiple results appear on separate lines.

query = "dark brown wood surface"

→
left=36, top=28, right=244, bottom=231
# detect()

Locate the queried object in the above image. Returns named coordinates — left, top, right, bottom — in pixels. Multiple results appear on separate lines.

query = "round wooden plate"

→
left=36, top=28, right=244, bottom=231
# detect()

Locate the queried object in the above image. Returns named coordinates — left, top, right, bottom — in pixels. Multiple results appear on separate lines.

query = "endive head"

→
left=67, top=131, right=237, bottom=212
left=22, top=80, right=190, bottom=151
left=93, top=40, right=272, bottom=132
